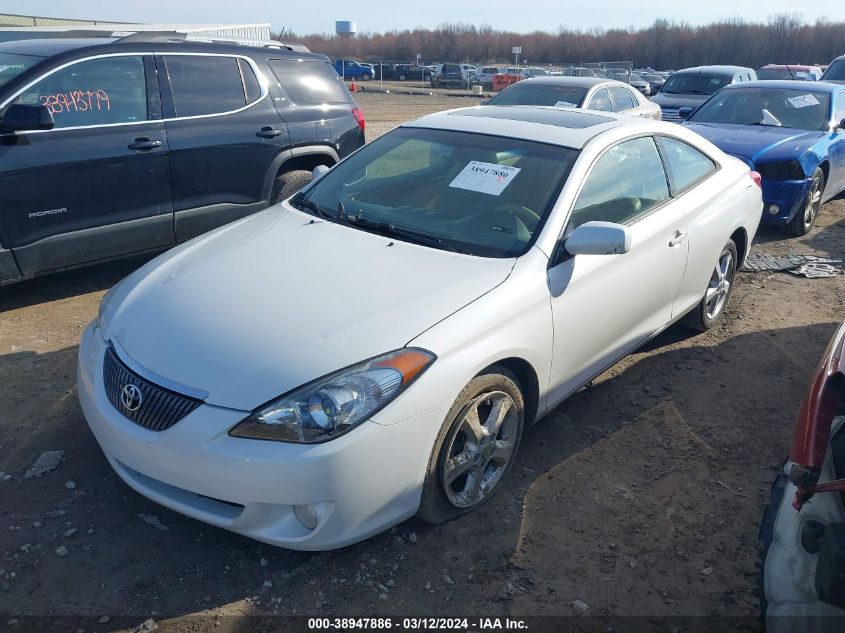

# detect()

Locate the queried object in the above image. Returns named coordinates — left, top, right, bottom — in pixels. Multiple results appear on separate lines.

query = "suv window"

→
left=164, top=55, right=246, bottom=117
left=587, top=88, right=613, bottom=111
left=570, top=137, right=670, bottom=228
left=657, top=137, right=716, bottom=193
left=238, top=58, right=262, bottom=103
left=269, top=60, right=350, bottom=104
left=608, top=86, right=637, bottom=111
left=11, top=55, right=147, bottom=128
left=823, top=60, right=845, bottom=82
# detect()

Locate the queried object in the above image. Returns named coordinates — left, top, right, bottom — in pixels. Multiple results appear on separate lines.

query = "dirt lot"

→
left=1, top=92, right=845, bottom=632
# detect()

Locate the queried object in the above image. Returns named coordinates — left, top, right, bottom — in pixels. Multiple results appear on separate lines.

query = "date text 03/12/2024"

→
left=307, top=618, right=529, bottom=630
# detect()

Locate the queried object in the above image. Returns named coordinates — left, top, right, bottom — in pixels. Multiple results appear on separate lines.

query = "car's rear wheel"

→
left=398, top=73, right=406, bottom=81
left=684, top=239, right=738, bottom=332
left=786, top=168, right=824, bottom=236
left=417, top=369, right=524, bottom=524
left=361, top=73, right=372, bottom=81
left=271, top=169, right=313, bottom=204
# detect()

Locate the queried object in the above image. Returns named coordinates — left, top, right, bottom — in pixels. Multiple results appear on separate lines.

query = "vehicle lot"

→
left=1, top=92, right=845, bottom=629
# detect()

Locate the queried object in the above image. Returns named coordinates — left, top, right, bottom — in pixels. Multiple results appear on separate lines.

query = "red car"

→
left=759, top=321, right=845, bottom=629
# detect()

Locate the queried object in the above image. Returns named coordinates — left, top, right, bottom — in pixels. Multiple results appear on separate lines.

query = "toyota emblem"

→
left=120, top=384, right=143, bottom=411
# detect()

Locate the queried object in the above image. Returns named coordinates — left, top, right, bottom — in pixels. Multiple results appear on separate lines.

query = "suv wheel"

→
left=271, top=170, right=313, bottom=204
left=361, top=73, right=372, bottom=81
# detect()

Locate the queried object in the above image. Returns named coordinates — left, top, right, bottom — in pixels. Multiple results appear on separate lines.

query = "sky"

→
left=3, top=0, right=843, bottom=35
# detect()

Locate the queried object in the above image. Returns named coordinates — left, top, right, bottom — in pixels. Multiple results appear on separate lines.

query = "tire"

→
left=361, top=73, right=372, bottom=81
left=684, top=238, right=738, bottom=332
left=270, top=169, right=313, bottom=204
left=417, top=368, right=525, bottom=524
left=398, top=73, right=406, bottom=81
left=785, top=168, right=824, bottom=236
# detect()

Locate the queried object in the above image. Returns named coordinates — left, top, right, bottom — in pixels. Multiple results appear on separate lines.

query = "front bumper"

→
left=77, top=322, right=449, bottom=550
left=760, top=178, right=813, bottom=225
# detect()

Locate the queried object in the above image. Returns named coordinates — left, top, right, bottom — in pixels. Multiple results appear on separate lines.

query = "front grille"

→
left=661, top=108, right=682, bottom=122
left=103, top=346, right=202, bottom=431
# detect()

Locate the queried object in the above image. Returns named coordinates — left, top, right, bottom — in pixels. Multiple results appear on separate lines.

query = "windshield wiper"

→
left=290, top=192, right=336, bottom=222
left=346, top=214, right=468, bottom=254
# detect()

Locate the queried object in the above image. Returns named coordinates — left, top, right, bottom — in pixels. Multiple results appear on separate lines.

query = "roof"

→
left=674, top=65, right=755, bottom=76
left=0, top=37, right=113, bottom=55
left=403, top=105, right=649, bottom=149
left=722, top=80, right=842, bottom=93
left=759, top=64, right=819, bottom=70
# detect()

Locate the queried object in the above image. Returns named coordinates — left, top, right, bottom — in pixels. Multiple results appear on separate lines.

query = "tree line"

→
left=282, top=15, right=845, bottom=68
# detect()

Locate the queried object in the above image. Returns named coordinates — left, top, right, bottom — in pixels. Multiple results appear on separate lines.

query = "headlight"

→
left=756, top=160, right=806, bottom=181
left=229, top=348, right=436, bottom=443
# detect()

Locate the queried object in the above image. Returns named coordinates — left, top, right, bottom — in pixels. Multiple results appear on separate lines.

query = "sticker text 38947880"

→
left=449, top=161, right=521, bottom=197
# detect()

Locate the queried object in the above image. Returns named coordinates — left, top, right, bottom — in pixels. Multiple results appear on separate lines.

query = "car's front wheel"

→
left=418, top=368, right=525, bottom=524
left=786, top=168, right=825, bottom=236
left=684, top=238, right=738, bottom=332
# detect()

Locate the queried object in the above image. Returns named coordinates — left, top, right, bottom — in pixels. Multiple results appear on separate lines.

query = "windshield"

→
left=822, top=60, right=845, bottom=82
left=0, top=52, right=43, bottom=90
left=661, top=73, right=730, bottom=95
left=487, top=83, right=588, bottom=108
left=689, top=87, right=831, bottom=131
left=296, top=127, right=578, bottom=258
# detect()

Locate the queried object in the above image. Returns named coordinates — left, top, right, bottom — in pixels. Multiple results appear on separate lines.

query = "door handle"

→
left=669, top=230, right=688, bottom=247
left=128, top=138, right=163, bottom=150
left=257, top=127, right=282, bottom=138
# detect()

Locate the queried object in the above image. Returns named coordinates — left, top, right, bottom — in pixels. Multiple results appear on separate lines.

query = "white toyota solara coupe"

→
left=78, top=106, right=762, bottom=550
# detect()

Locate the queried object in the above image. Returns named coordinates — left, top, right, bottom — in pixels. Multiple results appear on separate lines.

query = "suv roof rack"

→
left=12, top=28, right=310, bottom=52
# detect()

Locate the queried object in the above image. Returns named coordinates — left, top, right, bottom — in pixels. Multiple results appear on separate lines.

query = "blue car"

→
left=681, top=80, right=845, bottom=235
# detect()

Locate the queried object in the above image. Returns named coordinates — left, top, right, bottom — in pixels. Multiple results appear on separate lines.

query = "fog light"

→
left=768, top=204, right=780, bottom=215
left=293, top=504, right=318, bottom=530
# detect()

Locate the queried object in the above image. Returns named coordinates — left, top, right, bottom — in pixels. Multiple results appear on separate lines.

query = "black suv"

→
left=0, top=34, right=365, bottom=285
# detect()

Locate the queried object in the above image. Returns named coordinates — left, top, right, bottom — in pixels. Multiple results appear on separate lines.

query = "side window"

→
left=834, top=93, right=845, bottom=125
left=657, top=137, right=717, bottom=193
left=269, top=60, right=351, bottom=104
left=608, top=86, right=637, bottom=111
left=587, top=88, right=612, bottom=112
left=163, top=55, right=246, bottom=117
left=12, top=56, right=147, bottom=129
left=570, top=137, right=670, bottom=228
left=237, top=58, right=262, bottom=103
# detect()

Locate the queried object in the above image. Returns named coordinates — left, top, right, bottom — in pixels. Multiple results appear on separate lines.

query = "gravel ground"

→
left=1, top=92, right=844, bottom=632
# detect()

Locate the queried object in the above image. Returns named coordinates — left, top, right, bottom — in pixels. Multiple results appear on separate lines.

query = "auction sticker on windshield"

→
left=788, top=94, right=820, bottom=109
left=449, top=161, right=521, bottom=196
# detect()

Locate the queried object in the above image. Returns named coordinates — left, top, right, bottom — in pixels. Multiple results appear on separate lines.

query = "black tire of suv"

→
left=271, top=170, right=313, bottom=204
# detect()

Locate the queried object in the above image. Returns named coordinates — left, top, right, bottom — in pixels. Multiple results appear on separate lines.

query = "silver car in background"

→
left=486, top=76, right=662, bottom=119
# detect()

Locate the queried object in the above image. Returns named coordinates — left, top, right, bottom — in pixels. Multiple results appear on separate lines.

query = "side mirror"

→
left=0, top=103, right=55, bottom=132
left=677, top=107, right=693, bottom=120
left=312, top=164, right=330, bottom=180
left=564, top=221, right=632, bottom=256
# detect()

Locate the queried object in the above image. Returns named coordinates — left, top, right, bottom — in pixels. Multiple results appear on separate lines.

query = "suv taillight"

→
left=352, top=107, right=365, bottom=131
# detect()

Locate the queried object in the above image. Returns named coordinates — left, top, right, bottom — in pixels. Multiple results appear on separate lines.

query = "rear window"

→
left=609, top=86, right=637, bottom=111
left=486, top=83, right=588, bottom=108
left=269, top=60, right=351, bottom=104
left=757, top=68, right=795, bottom=80
left=164, top=55, right=246, bottom=117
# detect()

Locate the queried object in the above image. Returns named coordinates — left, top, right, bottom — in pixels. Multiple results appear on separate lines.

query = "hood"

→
left=102, top=205, right=515, bottom=410
left=651, top=93, right=708, bottom=109
left=682, top=122, right=825, bottom=163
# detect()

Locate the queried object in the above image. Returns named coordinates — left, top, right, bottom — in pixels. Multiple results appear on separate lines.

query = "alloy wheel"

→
left=441, top=391, right=519, bottom=508
left=803, top=176, right=822, bottom=231
left=705, top=249, right=735, bottom=320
